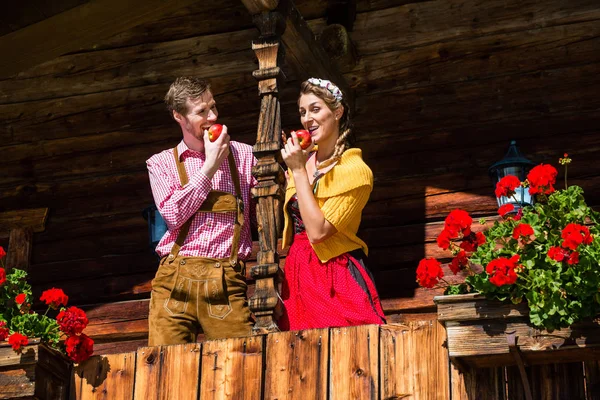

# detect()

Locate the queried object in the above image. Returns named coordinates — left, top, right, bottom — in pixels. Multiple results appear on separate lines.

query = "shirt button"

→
left=215, top=262, right=221, bottom=268
left=180, top=260, right=186, bottom=265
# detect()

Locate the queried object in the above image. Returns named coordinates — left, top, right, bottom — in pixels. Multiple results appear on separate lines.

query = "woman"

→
left=279, top=78, right=386, bottom=331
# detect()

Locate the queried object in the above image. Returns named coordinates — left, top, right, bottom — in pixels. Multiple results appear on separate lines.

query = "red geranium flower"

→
left=498, top=203, right=515, bottom=217
left=65, top=333, right=94, bottom=363
left=512, top=223, right=535, bottom=243
left=0, top=321, right=9, bottom=341
left=450, top=251, right=469, bottom=274
left=40, top=288, right=69, bottom=309
left=475, top=232, right=486, bottom=246
left=567, top=252, right=580, bottom=265
left=8, top=333, right=28, bottom=353
left=527, top=164, right=557, bottom=195
left=548, top=246, right=569, bottom=262
left=561, top=223, right=593, bottom=250
left=416, top=258, right=444, bottom=288
left=15, top=293, right=26, bottom=305
left=436, top=229, right=453, bottom=250
left=0, top=246, right=5, bottom=259
left=486, top=255, right=520, bottom=287
left=495, top=175, right=521, bottom=198
left=444, top=209, right=472, bottom=237
left=0, top=268, right=5, bottom=286
left=57, top=306, right=89, bottom=336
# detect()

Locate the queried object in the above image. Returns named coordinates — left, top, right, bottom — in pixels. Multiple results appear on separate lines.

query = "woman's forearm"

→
left=291, top=169, right=337, bottom=244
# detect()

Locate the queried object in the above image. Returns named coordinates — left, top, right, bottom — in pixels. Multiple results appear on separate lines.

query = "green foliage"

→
left=0, top=268, right=62, bottom=351
left=466, top=185, right=600, bottom=331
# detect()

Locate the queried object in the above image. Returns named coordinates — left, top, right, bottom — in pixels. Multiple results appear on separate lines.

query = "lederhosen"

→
left=147, top=147, right=252, bottom=345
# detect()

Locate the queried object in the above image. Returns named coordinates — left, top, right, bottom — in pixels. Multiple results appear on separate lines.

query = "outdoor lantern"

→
left=142, top=204, right=167, bottom=252
left=488, top=140, right=536, bottom=211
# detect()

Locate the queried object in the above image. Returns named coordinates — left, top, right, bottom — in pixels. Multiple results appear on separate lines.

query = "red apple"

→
left=207, top=124, right=223, bottom=142
left=293, top=129, right=312, bottom=150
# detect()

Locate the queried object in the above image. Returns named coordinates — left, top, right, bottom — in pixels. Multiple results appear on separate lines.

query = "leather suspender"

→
left=168, top=147, right=244, bottom=265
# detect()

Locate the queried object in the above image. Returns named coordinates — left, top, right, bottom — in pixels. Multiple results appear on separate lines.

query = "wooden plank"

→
left=450, top=364, right=505, bottom=400
left=584, top=361, right=600, bottom=399
left=380, top=321, right=449, bottom=399
left=73, top=352, right=136, bottom=400
left=0, top=0, right=201, bottom=79
left=158, top=343, right=201, bottom=400
left=329, top=325, right=379, bottom=400
left=434, top=294, right=529, bottom=322
left=444, top=320, right=600, bottom=365
left=264, top=329, right=329, bottom=399
left=133, top=346, right=161, bottom=400
left=0, top=208, right=48, bottom=238
left=200, top=336, right=264, bottom=400
left=506, top=363, right=586, bottom=400
left=0, top=339, right=40, bottom=368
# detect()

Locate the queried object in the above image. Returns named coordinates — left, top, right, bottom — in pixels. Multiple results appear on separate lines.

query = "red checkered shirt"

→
left=147, top=140, right=257, bottom=259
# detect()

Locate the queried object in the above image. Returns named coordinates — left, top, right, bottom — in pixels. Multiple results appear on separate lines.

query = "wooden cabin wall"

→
left=1, top=0, right=600, bottom=353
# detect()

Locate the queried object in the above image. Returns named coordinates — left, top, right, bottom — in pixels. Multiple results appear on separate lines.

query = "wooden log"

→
left=272, top=0, right=353, bottom=108
left=72, top=352, right=136, bottom=400
left=0, top=0, right=201, bottom=79
left=200, top=336, right=264, bottom=399
left=0, top=28, right=259, bottom=105
left=319, top=24, right=357, bottom=72
left=264, top=329, right=329, bottom=399
left=0, top=208, right=48, bottom=239
left=347, top=18, right=600, bottom=96
left=348, top=0, right=600, bottom=57
left=329, top=325, right=379, bottom=400
left=380, top=321, right=449, bottom=399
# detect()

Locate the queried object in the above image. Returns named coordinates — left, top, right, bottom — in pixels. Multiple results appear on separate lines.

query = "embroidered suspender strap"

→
left=168, top=147, right=244, bottom=264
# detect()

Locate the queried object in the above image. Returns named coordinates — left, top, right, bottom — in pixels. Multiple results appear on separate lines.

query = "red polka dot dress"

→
left=278, top=195, right=386, bottom=331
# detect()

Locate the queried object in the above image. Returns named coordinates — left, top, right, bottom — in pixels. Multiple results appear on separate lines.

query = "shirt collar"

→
left=177, top=140, right=205, bottom=160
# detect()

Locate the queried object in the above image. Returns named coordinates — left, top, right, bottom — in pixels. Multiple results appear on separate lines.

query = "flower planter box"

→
left=434, top=293, right=600, bottom=369
left=0, top=340, right=72, bottom=400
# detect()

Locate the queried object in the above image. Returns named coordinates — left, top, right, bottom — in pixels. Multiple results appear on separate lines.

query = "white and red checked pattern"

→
left=147, top=140, right=257, bottom=259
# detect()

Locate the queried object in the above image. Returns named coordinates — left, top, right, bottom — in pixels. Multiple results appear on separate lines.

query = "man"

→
left=146, top=76, right=255, bottom=345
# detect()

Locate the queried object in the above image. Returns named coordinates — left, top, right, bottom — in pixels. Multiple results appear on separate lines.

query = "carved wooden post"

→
left=0, top=208, right=48, bottom=272
left=249, top=11, right=286, bottom=334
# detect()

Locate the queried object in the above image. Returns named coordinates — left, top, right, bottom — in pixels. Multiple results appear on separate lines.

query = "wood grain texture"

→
left=264, top=329, right=329, bottom=399
left=73, top=352, right=136, bottom=400
left=329, top=325, right=379, bottom=400
left=200, top=336, right=264, bottom=399
left=380, top=321, right=449, bottom=400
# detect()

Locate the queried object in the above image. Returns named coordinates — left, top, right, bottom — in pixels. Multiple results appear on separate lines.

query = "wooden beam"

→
left=240, top=0, right=279, bottom=15
left=277, top=0, right=353, bottom=108
left=0, top=208, right=48, bottom=239
left=0, top=0, right=200, bottom=79
left=241, top=0, right=353, bottom=108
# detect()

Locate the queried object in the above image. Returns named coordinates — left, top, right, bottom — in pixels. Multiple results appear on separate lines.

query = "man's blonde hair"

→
left=164, top=77, right=211, bottom=115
